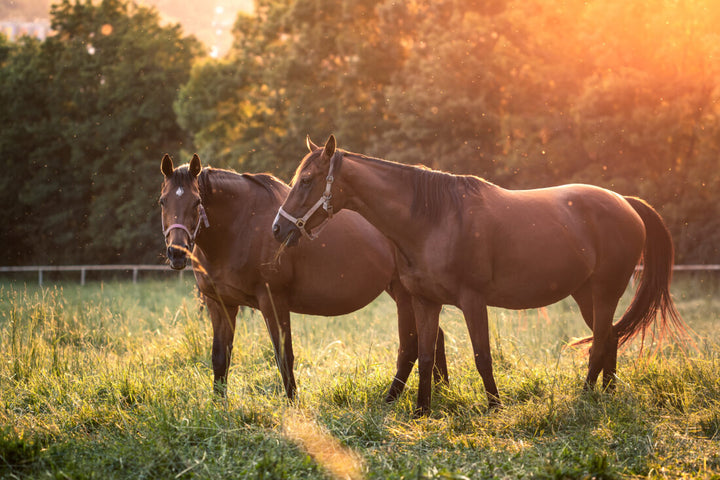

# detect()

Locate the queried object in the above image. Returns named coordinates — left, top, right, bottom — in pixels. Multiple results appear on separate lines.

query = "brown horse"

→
left=159, top=153, right=448, bottom=401
left=272, top=135, right=686, bottom=415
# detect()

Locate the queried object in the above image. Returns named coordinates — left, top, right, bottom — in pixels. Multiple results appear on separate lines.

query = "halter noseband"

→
left=162, top=203, right=210, bottom=251
left=276, top=152, right=339, bottom=241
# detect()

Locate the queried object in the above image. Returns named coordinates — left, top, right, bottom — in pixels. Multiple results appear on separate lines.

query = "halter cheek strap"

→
left=162, top=204, right=210, bottom=249
left=277, top=153, right=338, bottom=241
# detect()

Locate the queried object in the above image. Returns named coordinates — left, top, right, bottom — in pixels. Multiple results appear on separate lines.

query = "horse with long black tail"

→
left=272, top=135, right=687, bottom=416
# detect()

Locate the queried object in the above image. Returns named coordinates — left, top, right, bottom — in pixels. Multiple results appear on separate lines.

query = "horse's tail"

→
left=612, top=196, right=686, bottom=347
left=571, top=196, right=687, bottom=348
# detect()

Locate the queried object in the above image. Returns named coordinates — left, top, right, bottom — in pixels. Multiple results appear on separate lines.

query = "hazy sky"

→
left=2, top=0, right=255, bottom=56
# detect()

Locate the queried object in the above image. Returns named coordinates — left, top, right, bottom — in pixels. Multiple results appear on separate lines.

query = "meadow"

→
left=0, top=273, right=719, bottom=479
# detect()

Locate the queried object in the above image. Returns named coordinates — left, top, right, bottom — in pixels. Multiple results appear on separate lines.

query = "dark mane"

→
left=197, top=167, right=289, bottom=203
left=343, top=152, right=486, bottom=222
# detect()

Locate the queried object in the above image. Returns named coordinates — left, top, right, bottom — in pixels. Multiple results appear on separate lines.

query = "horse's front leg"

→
left=385, top=280, right=449, bottom=403
left=258, top=289, right=296, bottom=399
left=205, top=296, right=239, bottom=396
left=411, top=296, right=442, bottom=416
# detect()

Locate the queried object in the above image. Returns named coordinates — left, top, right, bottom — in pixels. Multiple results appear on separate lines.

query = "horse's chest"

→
left=194, top=264, right=258, bottom=308
left=397, top=261, right=456, bottom=304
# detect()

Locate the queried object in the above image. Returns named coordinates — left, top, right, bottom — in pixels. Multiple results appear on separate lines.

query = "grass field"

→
left=1, top=273, right=719, bottom=479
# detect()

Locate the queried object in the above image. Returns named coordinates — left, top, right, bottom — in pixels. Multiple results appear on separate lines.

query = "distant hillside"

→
left=0, top=0, right=253, bottom=56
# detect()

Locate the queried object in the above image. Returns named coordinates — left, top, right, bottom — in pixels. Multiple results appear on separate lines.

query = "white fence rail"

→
left=0, top=264, right=718, bottom=287
left=0, top=264, right=186, bottom=286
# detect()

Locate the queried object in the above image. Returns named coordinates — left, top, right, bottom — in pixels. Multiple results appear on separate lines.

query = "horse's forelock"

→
left=162, top=164, right=197, bottom=193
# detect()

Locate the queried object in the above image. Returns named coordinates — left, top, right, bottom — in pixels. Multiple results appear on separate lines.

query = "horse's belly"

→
left=288, top=250, right=393, bottom=316
left=289, top=280, right=387, bottom=316
left=481, top=256, right=593, bottom=309
left=486, top=282, right=579, bottom=310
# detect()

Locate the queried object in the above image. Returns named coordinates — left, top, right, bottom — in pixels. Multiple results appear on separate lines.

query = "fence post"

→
left=133, top=268, right=138, bottom=284
left=81, top=268, right=86, bottom=286
left=38, top=269, right=43, bottom=287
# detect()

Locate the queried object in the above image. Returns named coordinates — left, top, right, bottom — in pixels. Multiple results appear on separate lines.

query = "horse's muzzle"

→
left=272, top=216, right=300, bottom=247
left=167, top=244, right=189, bottom=270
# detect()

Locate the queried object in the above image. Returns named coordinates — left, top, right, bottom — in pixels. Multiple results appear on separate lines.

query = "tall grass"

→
left=0, top=275, right=718, bottom=479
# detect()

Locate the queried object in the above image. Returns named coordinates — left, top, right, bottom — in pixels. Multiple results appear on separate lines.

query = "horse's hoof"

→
left=412, top=406, right=431, bottom=418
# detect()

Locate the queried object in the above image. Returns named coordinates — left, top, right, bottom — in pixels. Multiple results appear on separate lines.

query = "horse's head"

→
left=272, top=135, right=344, bottom=247
left=159, top=153, right=208, bottom=270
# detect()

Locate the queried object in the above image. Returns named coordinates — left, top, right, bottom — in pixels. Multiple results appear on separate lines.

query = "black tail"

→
left=612, top=196, right=686, bottom=347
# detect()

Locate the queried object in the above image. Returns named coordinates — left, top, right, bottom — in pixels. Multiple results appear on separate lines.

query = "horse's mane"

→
left=196, top=166, right=289, bottom=203
left=342, top=152, right=486, bottom=222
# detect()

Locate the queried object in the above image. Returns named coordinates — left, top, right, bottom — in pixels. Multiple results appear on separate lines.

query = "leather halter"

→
left=276, top=152, right=339, bottom=241
left=162, top=203, right=210, bottom=251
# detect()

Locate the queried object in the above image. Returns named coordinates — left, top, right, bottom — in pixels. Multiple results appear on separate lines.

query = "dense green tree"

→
left=175, top=0, right=405, bottom=179
left=3, top=0, right=719, bottom=265
left=373, top=0, right=719, bottom=262
left=567, top=0, right=720, bottom=262
left=0, top=0, right=201, bottom=265
left=371, top=0, right=506, bottom=175
left=0, top=36, right=56, bottom=264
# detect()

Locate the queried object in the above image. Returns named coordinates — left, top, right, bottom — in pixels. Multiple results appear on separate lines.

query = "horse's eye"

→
left=300, top=177, right=312, bottom=187
left=158, top=197, right=166, bottom=207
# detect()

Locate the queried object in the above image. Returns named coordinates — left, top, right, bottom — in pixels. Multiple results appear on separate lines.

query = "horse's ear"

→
left=306, top=135, right=320, bottom=152
left=324, top=134, right=336, bottom=158
left=161, top=154, right=174, bottom=177
left=189, top=153, right=202, bottom=177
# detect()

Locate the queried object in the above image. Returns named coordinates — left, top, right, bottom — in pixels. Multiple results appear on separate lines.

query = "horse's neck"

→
left=197, top=176, right=270, bottom=253
left=343, top=155, right=423, bottom=245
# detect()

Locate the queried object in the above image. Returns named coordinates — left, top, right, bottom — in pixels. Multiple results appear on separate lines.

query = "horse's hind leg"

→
left=573, top=288, right=619, bottom=390
left=258, top=291, right=296, bottom=399
left=434, top=327, right=449, bottom=385
left=602, top=334, right=619, bottom=391
left=572, top=283, right=603, bottom=389
left=572, top=282, right=594, bottom=331
left=206, top=296, right=239, bottom=396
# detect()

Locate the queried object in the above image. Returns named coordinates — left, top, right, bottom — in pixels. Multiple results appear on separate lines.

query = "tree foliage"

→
left=2, top=0, right=719, bottom=265
left=0, top=0, right=200, bottom=265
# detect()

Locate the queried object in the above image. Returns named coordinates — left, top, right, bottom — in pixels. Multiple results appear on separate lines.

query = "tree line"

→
left=1, top=0, right=718, bottom=266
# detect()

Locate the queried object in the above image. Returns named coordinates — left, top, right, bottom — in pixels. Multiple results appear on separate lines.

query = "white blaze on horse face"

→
left=176, top=186, right=184, bottom=197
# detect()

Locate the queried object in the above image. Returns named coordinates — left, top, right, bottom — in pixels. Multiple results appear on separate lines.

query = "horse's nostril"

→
left=167, top=245, right=188, bottom=259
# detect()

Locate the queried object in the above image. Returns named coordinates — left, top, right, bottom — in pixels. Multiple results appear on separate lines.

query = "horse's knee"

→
left=417, top=353, right=435, bottom=375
